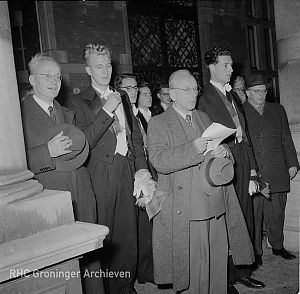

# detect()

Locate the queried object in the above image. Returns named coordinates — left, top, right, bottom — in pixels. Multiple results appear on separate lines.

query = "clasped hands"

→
left=48, top=131, right=72, bottom=158
left=133, top=169, right=156, bottom=208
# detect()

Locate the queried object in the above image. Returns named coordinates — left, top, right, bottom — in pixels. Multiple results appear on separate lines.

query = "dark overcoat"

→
left=198, top=83, right=257, bottom=238
left=21, top=95, right=97, bottom=224
left=243, top=101, right=299, bottom=193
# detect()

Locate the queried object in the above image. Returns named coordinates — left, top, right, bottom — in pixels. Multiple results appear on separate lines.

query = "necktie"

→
left=185, top=114, right=192, bottom=127
left=48, top=105, right=56, bottom=123
left=225, top=92, right=242, bottom=143
left=94, top=93, right=122, bottom=135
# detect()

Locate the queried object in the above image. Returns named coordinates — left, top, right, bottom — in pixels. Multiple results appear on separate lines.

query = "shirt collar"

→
left=210, top=80, right=232, bottom=95
left=161, top=102, right=169, bottom=111
left=138, top=107, right=151, bottom=117
left=33, top=95, right=53, bottom=114
left=92, top=84, right=113, bottom=99
left=132, top=104, right=138, bottom=116
left=172, top=104, right=192, bottom=121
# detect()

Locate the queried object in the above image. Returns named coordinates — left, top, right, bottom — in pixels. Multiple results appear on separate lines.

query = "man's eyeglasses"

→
left=171, top=87, right=199, bottom=95
left=233, top=88, right=245, bottom=93
left=120, top=86, right=138, bottom=92
left=161, top=93, right=170, bottom=97
left=33, top=73, right=62, bottom=81
left=250, top=89, right=268, bottom=95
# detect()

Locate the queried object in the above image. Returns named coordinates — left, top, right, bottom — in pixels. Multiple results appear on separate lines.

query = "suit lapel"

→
left=165, top=106, right=190, bottom=143
left=137, top=111, right=148, bottom=133
left=119, top=89, right=133, bottom=132
left=261, top=102, right=275, bottom=131
left=23, top=96, right=57, bottom=145
left=205, top=83, right=236, bottom=129
left=84, top=86, right=100, bottom=113
left=192, top=110, right=208, bottom=136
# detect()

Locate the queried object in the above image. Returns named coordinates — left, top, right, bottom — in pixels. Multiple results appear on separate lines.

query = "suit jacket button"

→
left=105, top=154, right=110, bottom=158
left=177, top=210, right=182, bottom=215
left=177, top=186, right=183, bottom=190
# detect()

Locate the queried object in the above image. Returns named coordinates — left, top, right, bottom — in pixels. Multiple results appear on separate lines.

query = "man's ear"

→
left=29, top=75, right=35, bottom=87
left=157, top=93, right=161, bottom=100
left=169, top=89, right=176, bottom=102
left=85, top=66, right=91, bottom=76
left=208, top=64, right=215, bottom=74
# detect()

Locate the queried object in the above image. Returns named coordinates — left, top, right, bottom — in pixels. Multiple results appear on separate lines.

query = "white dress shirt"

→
left=138, top=107, right=152, bottom=123
left=33, top=95, right=53, bottom=116
left=92, top=85, right=128, bottom=156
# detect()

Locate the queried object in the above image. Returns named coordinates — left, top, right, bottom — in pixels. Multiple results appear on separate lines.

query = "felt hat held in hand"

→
left=199, top=151, right=234, bottom=195
left=46, top=123, right=89, bottom=171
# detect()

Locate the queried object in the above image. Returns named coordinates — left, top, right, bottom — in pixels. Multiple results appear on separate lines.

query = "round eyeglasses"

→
left=250, top=89, right=268, bottom=95
left=171, top=87, right=199, bottom=95
left=33, top=73, right=62, bottom=81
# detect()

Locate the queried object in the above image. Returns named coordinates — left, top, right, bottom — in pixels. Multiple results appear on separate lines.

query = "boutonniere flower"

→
left=225, top=83, right=232, bottom=92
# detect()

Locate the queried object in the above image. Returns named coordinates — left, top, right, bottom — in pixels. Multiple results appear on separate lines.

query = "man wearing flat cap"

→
left=21, top=53, right=104, bottom=294
left=147, top=69, right=254, bottom=293
left=243, top=73, right=299, bottom=264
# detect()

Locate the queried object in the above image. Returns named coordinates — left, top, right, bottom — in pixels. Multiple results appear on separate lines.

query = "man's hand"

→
left=103, top=91, right=122, bottom=113
left=48, top=131, right=72, bottom=158
left=193, top=137, right=212, bottom=154
left=248, top=180, right=259, bottom=196
left=211, top=144, right=228, bottom=158
left=133, top=169, right=156, bottom=199
left=289, top=166, right=298, bottom=180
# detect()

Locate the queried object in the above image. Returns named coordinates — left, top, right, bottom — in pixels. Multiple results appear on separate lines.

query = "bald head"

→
left=169, top=69, right=194, bottom=89
left=169, top=69, right=198, bottom=114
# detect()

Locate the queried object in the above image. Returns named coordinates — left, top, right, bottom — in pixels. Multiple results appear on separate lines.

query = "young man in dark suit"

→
left=114, top=74, right=155, bottom=285
left=243, top=73, right=299, bottom=263
left=198, top=46, right=265, bottom=293
left=151, top=83, right=171, bottom=116
left=64, top=44, right=154, bottom=294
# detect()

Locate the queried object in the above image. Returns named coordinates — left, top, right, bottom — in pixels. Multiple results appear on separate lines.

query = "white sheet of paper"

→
left=201, top=123, right=237, bottom=154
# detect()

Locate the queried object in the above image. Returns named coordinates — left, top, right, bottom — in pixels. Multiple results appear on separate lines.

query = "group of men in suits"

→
left=21, top=43, right=298, bottom=294
left=21, top=45, right=156, bottom=294
left=147, top=46, right=298, bottom=294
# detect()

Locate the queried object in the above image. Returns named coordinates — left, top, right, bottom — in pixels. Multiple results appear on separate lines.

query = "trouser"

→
left=228, top=256, right=252, bottom=284
left=136, top=207, right=154, bottom=283
left=80, top=249, right=105, bottom=294
left=253, top=192, right=287, bottom=255
left=182, top=215, right=228, bottom=294
left=89, top=154, right=137, bottom=294
left=228, top=142, right=254, bottom=283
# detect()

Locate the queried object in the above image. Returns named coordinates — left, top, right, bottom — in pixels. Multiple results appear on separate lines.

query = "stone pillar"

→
left=0, top=1, right=41, bottom=197
left=274, top=0, right=300, bottom=252
left=0, top=4, right=109, bottom=292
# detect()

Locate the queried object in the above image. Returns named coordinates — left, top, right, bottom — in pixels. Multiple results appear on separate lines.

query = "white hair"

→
left=28, top=53, right=59, bottom=74
left=169, top=69, right=193, bottom=88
